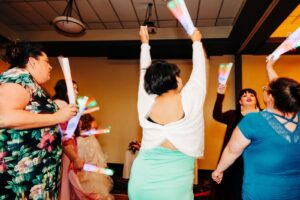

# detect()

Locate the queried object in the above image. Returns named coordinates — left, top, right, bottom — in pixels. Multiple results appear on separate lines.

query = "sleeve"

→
left=137, top=43, right=154, bottom=118
left=212, top=93, right=233, bottom=124
left=238, top=112, right=258, bottom=140
left=181, top=41, right=206, bottom=112
left=0, top=71, right=34, bottom=96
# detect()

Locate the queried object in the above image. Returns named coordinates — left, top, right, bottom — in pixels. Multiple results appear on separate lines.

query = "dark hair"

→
left=268, top=77, right=300, bottom=113
left=237, top=88, right=261, bottom=112
left=0, top=42, right=43, bottom=69
left=80, top=114, right=95, bottom=131
left=144, top=60, right=180, bottom=95
left=52, top=79, right=77, bottom=103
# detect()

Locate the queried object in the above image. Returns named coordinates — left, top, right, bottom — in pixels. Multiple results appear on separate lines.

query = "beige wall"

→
left=0, top=55, right=236, bottom=169
left=44, top=56, right=235, bottom=169
left=8, top=54, right=300, bottom=169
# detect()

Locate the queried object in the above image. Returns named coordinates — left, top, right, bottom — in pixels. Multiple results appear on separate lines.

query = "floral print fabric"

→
left=0, top=68, right=62, bottom=200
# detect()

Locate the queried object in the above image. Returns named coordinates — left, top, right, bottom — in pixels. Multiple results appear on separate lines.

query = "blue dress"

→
left=238, top=111, right=300, bottom=200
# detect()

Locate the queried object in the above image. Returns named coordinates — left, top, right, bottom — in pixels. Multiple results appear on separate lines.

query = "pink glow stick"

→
left=81, top=128, right=111, bottom=136
left=82, top=106, right=100, bottom=115
left=218, top=63, right=233, bottom=85
left=166, top=0, right=195, bottom=35
left=83, top=164, right=114, bottom=176
left=268, top=27, right=300, bottom=60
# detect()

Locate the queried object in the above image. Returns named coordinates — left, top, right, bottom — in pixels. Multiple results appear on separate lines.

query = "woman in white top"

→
left=128, top=26, right=206, bottom=200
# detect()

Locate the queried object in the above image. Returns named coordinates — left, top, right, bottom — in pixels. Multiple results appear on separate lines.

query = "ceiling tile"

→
left=104, top=22, right=122, bottom=29
left=29, top=1, right=58, bottom=22
left=216, top=18, right=234, bottom=26
left=11, top=2, right=47, bottom=24
left=122, top=21, right=140, bottom=29
left=86, top=22, right=105, bottom=29
left=159, top=20, right=177, bottom=28
left=219, top=0, right=244, bottom=18
left=110, top=0, right=138, bottom=21
left=88, top=0, right=119, bottom=22
left=0, top=3, right=31, bottom=24
left=196, top=19, right=215, bottom=27
left=75, top=0, right=100, bottom=22
left=198, top=0, right=222, bottom=19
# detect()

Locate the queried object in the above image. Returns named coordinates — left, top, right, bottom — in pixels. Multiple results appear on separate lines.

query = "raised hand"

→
left=139, top=26, right=149, bottom=44
left=217, top=83, right=227, bottom=94
left=191, top=29, right=202, bottom=42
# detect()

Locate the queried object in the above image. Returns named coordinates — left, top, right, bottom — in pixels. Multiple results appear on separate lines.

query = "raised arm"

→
left=0, top=83, right=77, bottom=129
left=213, top=84, right=232, bottom=123
left=184, top=29, right=206, bottom=100
left=137, top=26, right=153, bottom=117
left=266, top=55, right=279, bottom=82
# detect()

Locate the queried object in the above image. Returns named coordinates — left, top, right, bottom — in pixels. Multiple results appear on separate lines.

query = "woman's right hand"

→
left=211, top=169, right=223, bottom=184
left=217, top=83, right=226, bottom=94
left=139, top=26, right=149, bottom=44
left=54, top=104, right=78, bottom=123
left=191, top=29, right=202, bottom=42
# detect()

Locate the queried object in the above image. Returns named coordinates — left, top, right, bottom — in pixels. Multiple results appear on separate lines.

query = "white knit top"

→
left=137, top=41, right=206, bottom=158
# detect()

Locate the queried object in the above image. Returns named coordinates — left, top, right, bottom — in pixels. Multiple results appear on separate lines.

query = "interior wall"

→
left=0, top=54, right=235, bottom=169
left=242, top=55, right=300, bottom=109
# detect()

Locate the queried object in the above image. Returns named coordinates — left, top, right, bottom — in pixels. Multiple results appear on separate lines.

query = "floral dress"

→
left=0, top=68, right=62, bottom=200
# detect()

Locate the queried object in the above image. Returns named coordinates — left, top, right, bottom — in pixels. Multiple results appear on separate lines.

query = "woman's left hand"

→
left=211, top=170, right=223, bottom=184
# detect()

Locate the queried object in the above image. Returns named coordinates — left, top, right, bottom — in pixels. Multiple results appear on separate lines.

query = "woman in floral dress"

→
left=0, top=42, right=77, bottom=199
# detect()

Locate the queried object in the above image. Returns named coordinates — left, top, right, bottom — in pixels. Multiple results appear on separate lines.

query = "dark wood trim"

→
left=234, top=54, right=242, bottom=109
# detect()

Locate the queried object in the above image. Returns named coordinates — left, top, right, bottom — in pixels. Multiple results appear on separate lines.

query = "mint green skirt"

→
left=128, top=146, right=195, bottom=200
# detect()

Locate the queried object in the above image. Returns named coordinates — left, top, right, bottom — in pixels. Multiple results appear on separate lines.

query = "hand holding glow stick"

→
left=267, top=27, right=300, bottom=61
left=218, top=63, right=233, bottom=85
left=64, top=96, right=88, bottom=139
left=83, top=164, right=114, bottom=176
left=58, top=56, right=76, bottom=104
left=166, top=0, right=195, bottom=35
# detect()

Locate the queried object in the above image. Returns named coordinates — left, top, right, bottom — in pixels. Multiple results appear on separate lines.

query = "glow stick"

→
left=82, top=106, right=100, bottom=115
left=218, top=63, right=233, bottom=85
left=268, top=27, right=300, bottom=60
left=64, top=96, right=88, bottom=139
left=83, top=164, right=114, bottom=176
left=166, top=0, right=195, bottom=35
left=57, top=56, right=76, bottom=104
left=81, top=127, right=111, bottom=136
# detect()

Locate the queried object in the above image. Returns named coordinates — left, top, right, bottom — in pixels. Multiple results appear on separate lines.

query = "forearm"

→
left=191, top=41, right=206, bottom=89
left=0, top=110, right=58, bottom=129
left=215, top=145, right=242, bottom=173
left=62, top=141, right=79, bottom=162
left=213, top=94, right=225, bottom=121
left=266, top=65, right=278, bottom=82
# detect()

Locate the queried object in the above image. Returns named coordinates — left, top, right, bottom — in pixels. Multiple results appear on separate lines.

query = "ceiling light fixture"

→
left=143, top=3, right=157, bottom=34
left=52, top=0, right=86, bottom=35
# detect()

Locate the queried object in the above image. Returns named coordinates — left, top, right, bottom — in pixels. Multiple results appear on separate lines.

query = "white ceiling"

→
left=0, top=0, right=246, bottom=41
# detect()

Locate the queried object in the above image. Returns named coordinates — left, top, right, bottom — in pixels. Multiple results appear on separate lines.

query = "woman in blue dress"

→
left=212, top=57, right=300, bottom=199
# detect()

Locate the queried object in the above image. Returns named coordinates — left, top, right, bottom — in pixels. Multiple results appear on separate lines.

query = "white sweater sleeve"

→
left=182, top=41, right=206, bottom=112
left=137, top=43, right=154, bottom=119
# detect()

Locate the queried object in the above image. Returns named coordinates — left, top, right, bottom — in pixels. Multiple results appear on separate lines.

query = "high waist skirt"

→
left=128, top=146, right=195, bottom=200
